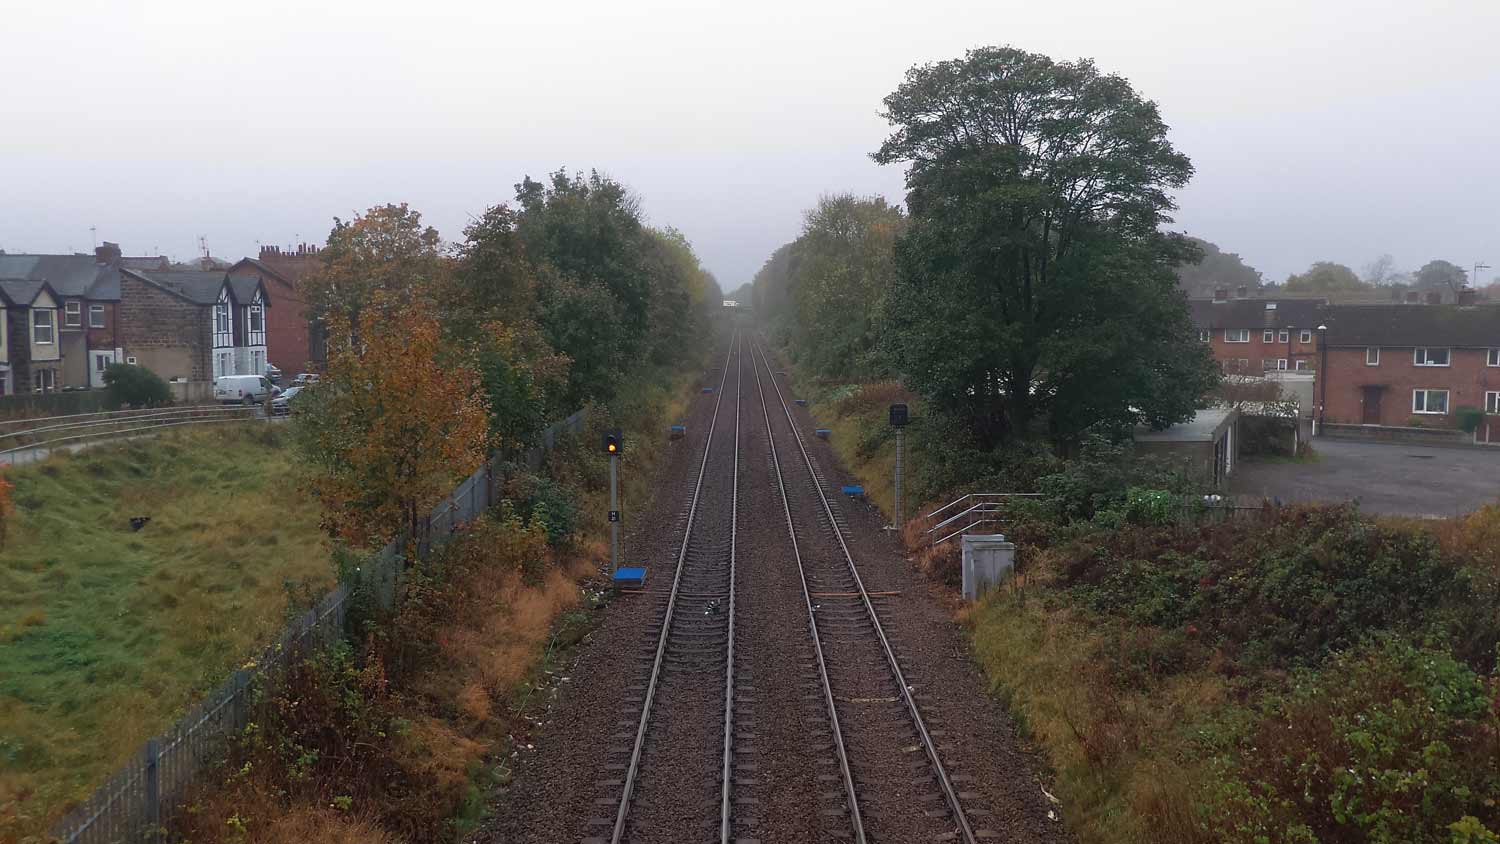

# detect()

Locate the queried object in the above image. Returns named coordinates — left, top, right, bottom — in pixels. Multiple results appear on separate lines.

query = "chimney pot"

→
left=94, top=241, right=122, bottom=266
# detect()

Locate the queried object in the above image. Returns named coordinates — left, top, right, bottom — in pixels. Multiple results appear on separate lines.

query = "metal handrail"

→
left=924, top=492, right=1041, bottom=521
left=934, top=519, right=1003, bottom=547
left=926, top=502, right=1006, bottom=536
left=0, top=406, right=248, bottom=443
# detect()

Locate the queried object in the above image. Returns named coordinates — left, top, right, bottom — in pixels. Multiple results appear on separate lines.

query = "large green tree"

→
left=1176, top=237, right=1263, bottom=297
left=873, top=46, right=1216, bottom=448
left=1413, top=259, right=1469, bottom=294
left=1282, top=261, right=1368, bottom=293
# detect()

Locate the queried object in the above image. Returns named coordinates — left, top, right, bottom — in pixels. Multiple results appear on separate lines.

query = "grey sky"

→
left=3, top=0, right=1498, bottom=289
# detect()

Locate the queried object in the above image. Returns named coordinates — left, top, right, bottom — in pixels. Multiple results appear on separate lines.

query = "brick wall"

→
left=118, top=274, right=211, bottom=382
left=1204, top=327, right=1318, bottom=373
left=1322, top=345, right=1500, bottom=428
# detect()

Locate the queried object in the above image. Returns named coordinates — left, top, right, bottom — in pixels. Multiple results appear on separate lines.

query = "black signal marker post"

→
left=889, top=404, right=909, bottom=530
left=604, top=428, right=623, bottom=573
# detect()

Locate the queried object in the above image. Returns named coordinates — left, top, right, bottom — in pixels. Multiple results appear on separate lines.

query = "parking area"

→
left=1232, top=438, right=1500, bottom=517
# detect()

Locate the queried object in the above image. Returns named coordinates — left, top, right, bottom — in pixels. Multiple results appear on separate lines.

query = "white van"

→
left=215, top=374, right=277, bottom=404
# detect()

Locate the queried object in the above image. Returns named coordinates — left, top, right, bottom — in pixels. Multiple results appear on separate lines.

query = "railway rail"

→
left=749, top=338, right=982, bottom=844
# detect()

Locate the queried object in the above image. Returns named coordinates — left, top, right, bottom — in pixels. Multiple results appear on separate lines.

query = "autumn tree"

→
left=297, top=293, right=490, bottom=548
left=1413, top=259, right=1469, bottom=295
left=1283, top=261, right=1368, bottom=293
left=302, top=203, right=449, bottom=325
left=874, top=46, right=1217, bottom=448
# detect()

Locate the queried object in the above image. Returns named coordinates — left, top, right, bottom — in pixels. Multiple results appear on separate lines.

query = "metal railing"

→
left=50, top=408, right=587, bottom=844
left=0, top=405, right=256, bottom=465
left=923, top=493, right=1043, bottom=546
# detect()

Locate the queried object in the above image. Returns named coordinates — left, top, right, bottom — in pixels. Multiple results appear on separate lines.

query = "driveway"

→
left=1231, top=438, right=1500, bottom=517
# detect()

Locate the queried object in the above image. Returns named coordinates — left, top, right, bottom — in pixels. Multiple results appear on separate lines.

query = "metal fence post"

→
left=144, top=737, right=161, bottom=841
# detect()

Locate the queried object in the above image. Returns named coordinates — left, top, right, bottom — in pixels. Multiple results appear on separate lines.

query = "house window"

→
left=249, top=305, right=264, bottom=333
left=1294, top=360, right=1310, bottom=371
left=1261, top=358, right=1288, bottom=371
left=1300, top=330, right=1313, bottom=344
left=1414, top=347, right=1451, bottom=367
left=1489, top=348, right=1500, bottom=367
left=1488, top=391, right=1500, bottom=414
left=1413, top=389, right=1450, bottom=415
left=32, top=310, right=54, bottom=344
left=1198, top=329, right=1211, bottom=343
left=1235, top=358, right=1249, bottom=372
left=89, top=304, right=106, bottom=328
left=215, top=302, right=230, bottom=334
left=252, top=350, right=264, bottom=373
left=1366, top=347, right=1380, bottom=366
left=64, top=301, right=81, bottom=326
left=1278, top=329, right=1289, bottom=343
left=1225, top=329, right=1250, bottom=343
left=32, top=369, right=54, bottom=393
left=1263, top=329, right=1275, bottom=343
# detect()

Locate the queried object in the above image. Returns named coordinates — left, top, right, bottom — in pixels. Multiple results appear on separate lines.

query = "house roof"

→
left=1322, top=304, right=1500, bottom=347
left=1189, top=298, right=1327, bottom=331
left=0, top=254, right=120, bottom=300
left=123, top=269, right=227, bottom=305
left=227, top=275, right=267, bottom=304
left=227, top=257, right=290, bottom=284
left=0, top=278, right=59, bottom=306
left=1134, top=407, right=1239, bottom=443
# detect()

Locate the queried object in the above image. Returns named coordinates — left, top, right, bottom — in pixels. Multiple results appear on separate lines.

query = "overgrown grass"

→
left=0, top=424, right=330, bottom=838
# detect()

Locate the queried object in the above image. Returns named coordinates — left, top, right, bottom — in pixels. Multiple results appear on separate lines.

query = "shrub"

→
left=102, top=363, right=172, bottom=408
left=1456, top=405, right=1485, bottom=434
left=1205, top=639, right=1500, bottom=844
left=501, top=472, right=578, bottom=548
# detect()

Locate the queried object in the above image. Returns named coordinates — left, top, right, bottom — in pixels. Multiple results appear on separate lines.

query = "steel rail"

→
left=752, top=339, right=979, bottom=844
left=611, top=330, right=739, bottom=844
left=719, top=333, right=741, bottom=844
left=748, top=336, right=868, bottom=844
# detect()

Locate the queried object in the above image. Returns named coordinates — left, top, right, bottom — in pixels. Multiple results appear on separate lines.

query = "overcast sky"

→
left=3, top=0, right=1497, bottom=289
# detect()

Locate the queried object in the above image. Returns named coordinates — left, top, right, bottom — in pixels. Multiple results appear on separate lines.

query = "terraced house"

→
left=1190, top=294, right=1326, bottom=374
left=1318, top=303, right=1500, bottom=439
left=0, top=244, right=127, bottom=393
left=118, top=268, right=270, bottom=389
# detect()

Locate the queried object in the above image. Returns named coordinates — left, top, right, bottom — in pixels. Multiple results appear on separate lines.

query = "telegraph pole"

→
left=889, top=403, right=909, bottom=530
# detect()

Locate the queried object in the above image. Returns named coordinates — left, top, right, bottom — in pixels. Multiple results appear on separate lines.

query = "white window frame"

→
left=1294, top=360, right=1310, bottom=371
left=64, top=300, right=82, bottom=327
left=32, top=309, right=54, bottom=344
left=1489, top=348, right=1500, bottom=367
left=94, top=353, right=112, bottom=373
left=1366, top=347, right=1380, bottom=366
left=1278, top=329, right=1289, bottom=343
left=89, top=304, right=106, bottom=328
left=1300, top=329, right=1313, bottom=344
left=1413, top=389, right=1450, bottom=415
left=214, top=302, right=230, bottom=334
left=1198, top=329, right=1211, bottom=343
left=1262, top=329, right=1275, bottom=343
left=1225, top=329, right=1250, bottom=343
left=1414, top=347, right=1451, bottom=367
left=1488, top=391, right=1500, bottom=415
left=33, top=369, right=54, bottom=393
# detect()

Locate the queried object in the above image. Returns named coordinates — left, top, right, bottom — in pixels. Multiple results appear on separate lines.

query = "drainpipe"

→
left=1316, top=324, right=1328, bottom=436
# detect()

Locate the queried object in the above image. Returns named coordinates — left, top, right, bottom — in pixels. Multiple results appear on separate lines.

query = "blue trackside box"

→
left=669, top=424, right=686, bottom=440
left=815, top=428, right=831, bottom=439
left=842, top=485, right=864, bottom=496
left=613, top=567, right=648, bottom=589
left=701, top=386, right=715, bottom=394
left=794, top=399, right=807, bottom=406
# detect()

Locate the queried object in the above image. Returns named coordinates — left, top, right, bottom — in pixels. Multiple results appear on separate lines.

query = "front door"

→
left=1361, top=386, right=1383, bottom=425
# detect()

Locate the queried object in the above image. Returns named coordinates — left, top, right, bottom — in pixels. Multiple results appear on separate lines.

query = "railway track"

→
left=749, top=338, right=982, bottom=844
left=592, top=331, right=744, bottom=844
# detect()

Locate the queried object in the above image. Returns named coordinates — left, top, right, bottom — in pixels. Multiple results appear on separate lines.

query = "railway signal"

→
left=890, top=404, right=909, bottom=530
left=604, top=428, right=623, bottom=573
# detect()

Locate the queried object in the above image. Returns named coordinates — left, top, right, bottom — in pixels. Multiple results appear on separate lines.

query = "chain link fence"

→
left=50, top=409, right=587, bottom=843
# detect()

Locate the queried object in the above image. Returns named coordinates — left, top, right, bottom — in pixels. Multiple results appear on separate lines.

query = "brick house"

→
left=241, top=243, right=326, bottom=372
left=227, top=255, right=312, bottom=374
left=118, top=269, right=270, bottom=387
left=0, top=244, right=126, bottom=391
left=1190, top=296, right=1326, bottom=374
left=0, top=280, right=64, bottom=395
left=1317, top=304, right=1500, bottom=431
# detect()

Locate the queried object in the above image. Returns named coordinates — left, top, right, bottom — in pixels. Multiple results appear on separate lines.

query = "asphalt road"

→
left=1232, top=438, right=1500, bottom=517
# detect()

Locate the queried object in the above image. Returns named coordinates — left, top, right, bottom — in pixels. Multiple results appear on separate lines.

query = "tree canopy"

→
left=1413, top=259, right=1469, bottom=293
left=1283, top=261, right=1369, bottom=293
left=1175, top=237, right=1263, bottom=297
left=872, top=46, right=1216, bottom=447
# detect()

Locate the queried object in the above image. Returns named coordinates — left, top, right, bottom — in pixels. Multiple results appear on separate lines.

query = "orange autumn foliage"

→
left=307, top=294, right=491, bottom=547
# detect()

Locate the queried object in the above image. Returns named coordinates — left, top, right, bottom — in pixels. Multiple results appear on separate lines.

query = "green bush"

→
left=1206, top=639, right=1500, bottom=844
left=102, top=363, right=172, bottom=409
left=501, top=472, right=578, bottom=547
left=1456, top=405, right=1485, bottom=434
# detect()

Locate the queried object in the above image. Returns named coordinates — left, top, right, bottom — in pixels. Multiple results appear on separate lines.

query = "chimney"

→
left=94, top=241, right=122, bottom=266
left=1235, top=285, right=1249, bottom=299
left=1426, top=291, right=1442, bottom=305
left=1213, top=287, right=1229, bottom=302
left=1458, top=288, right=1478, bottom=306
left=1406, top=290, right=1420, bottom=304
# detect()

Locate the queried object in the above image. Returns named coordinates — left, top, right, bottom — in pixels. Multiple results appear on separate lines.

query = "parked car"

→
left=270, top=385, right=306, bottom=416
left=266, top=363, right=283, bottom=385
left=214, top=374, right=278, bottom=405
left=291, top=372, right=321, bottom=387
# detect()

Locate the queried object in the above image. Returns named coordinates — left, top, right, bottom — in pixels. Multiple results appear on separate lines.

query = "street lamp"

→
left=1316, top=324, right=1328, bottom=435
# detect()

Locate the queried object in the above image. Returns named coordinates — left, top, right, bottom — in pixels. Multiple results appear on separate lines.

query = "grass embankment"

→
left=170, top=351, right=709, bottom=844
left=0, top=424, right=330, bottom=838
left=787, top=361, right=1500, bottom=844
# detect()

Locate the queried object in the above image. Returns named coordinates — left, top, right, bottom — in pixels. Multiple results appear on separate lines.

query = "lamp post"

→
left=1316, top=324, right=1328, bottom=436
